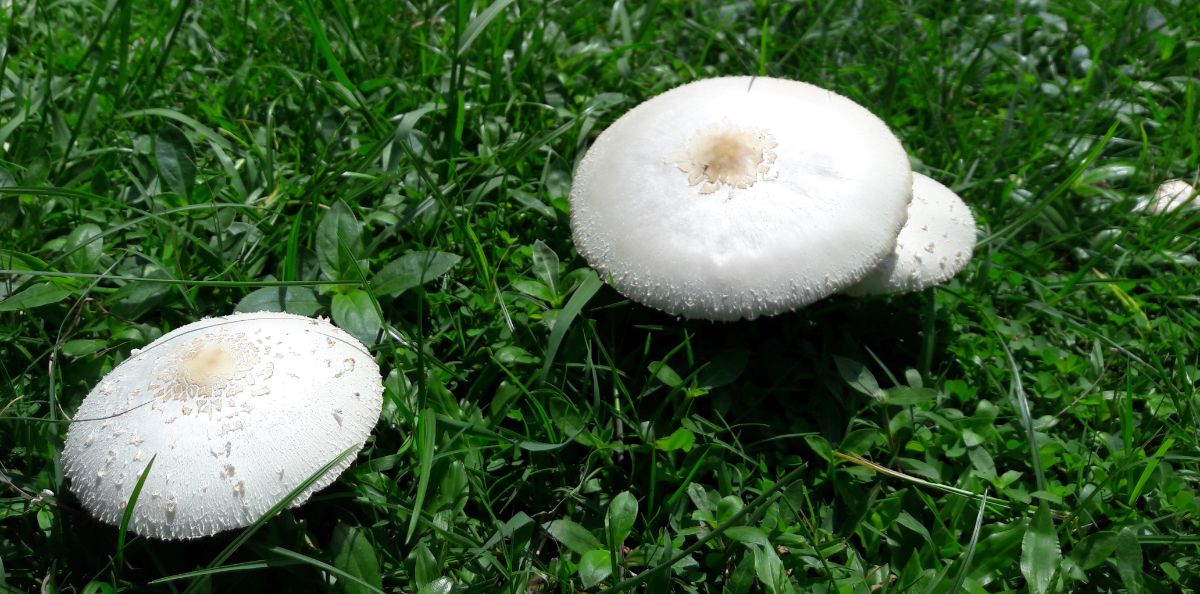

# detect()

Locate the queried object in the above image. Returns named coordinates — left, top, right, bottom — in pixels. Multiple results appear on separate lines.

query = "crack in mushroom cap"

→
left=846, top=173, right=977, bottom=295
left=61, top=312, right=384, bottom=540
left=569, top=76, right=913, bottom=321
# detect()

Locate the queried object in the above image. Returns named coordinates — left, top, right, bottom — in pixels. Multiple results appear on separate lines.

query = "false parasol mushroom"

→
left=1146, top=178, right=1197, bottom=214
left=61, top=312, right=384, bottom=540
left=846, top=173, right=977, bottom=295
left=568, top=76, right=914, bottom=321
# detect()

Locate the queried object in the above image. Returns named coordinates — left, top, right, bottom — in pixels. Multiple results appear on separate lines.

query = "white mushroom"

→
left=569, top=76, right=913, bottom=321
left=1145, top=178, right=1197, bottom=214
left=61, top=312, right=384, bottom=540
left=845, top=173, right=976, bottom=295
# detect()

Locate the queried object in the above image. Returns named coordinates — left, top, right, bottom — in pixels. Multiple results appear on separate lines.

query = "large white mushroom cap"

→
left=847, top=173, right=976, bottom=295
left=569, top=76, right=913, bottom=321
left=61, top=312, right=384, bottom=540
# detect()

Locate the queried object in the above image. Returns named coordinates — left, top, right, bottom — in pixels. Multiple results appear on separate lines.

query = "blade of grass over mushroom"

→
left=181, top=445, right=361, bottom=594
left=113, top=456, right=155, bottom=584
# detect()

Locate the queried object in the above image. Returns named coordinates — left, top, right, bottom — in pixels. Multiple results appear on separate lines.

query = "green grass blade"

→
left=406, top=409, right=437, bottom=544
left=119, top=108, right=233, bottom=151
left=537, top=270, right=603, bottom=384
left=457, top=0, right=517, bottom=56
left=996, top=330, right=1047, bottom=492
left=180, top=445, right=360, bottom=594
left=943, top=489, right=989, bottom=593
left=1128, top=437, right=1175, bottom=506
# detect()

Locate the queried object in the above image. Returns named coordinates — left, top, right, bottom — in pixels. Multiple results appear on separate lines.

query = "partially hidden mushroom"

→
left=1146, top=178, right=1198, bottom=214
left=846, top=173, right=977, bottom=295
left=61, top=312, right=384, bottom=540
left=569, top=76, right=913, bottom=321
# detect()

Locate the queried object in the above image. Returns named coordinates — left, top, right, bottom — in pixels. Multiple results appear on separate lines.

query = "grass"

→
left=1, top=0, right=1199, bottom=592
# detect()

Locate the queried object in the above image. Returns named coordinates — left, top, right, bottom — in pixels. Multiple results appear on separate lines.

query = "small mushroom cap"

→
left=61, top=312, right=384, bottom=540
left=1146, top=179, right=1197, bottom=214
left=569, top=76, right=912, bottom=321
left=846, top=173, right=977, bottom=295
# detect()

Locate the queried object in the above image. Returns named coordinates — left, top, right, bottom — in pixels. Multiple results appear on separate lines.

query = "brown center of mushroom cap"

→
left=666, top=119, right=778, bottom=195
left=180, top=343, right=238, bottom=386
left=149, top=332, right=264, bottom=415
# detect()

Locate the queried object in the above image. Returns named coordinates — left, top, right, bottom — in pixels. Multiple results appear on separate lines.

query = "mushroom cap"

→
left=569, top=76, right=912, bottom=321
left=61, top=312, right=384, bottom=540
left=1146, top=178, right=1197, bottom=214
left=846, top=173, right=976, bottom=295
